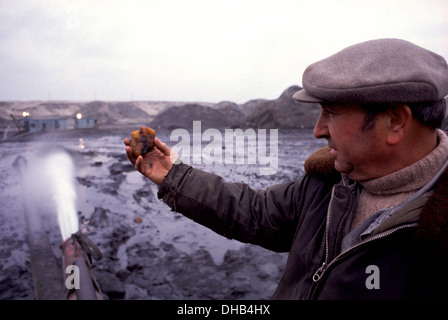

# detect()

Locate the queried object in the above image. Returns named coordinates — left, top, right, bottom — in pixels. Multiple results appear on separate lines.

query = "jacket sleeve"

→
left=157, top=163, right=308, bottom=252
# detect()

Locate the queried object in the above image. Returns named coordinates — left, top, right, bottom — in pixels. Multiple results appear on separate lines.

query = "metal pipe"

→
left=61, top=232, right=103, bottom=300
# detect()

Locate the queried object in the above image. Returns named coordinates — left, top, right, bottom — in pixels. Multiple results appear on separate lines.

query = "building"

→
left=74, top=117, right=97, bottom=129
left=20, top=117, right=67, bottom=132
left=18, top=115, right=96, bottom=133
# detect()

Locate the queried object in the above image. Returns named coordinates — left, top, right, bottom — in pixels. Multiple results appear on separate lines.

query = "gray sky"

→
left=1, top=0, right=447, bottom=103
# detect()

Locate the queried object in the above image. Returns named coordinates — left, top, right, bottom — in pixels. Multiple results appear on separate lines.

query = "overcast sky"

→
left=1, top=0, right=447, bottom=103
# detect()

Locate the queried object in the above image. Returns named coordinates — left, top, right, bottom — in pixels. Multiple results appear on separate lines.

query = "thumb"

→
left=154, top=137, right=170, bottom=156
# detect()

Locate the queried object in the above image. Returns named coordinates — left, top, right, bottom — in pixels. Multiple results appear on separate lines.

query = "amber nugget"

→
left=130, top=126, right=156, bottom=157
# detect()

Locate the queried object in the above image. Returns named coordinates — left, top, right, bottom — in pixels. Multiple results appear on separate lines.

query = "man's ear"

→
left=385, top=104, right=412, bottom=145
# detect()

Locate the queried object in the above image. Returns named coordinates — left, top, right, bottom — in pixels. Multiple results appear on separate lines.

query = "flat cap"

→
left=293, top=38, right=448, bottom=104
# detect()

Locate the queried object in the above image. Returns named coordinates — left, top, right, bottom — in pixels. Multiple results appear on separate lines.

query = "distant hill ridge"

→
left=150, top=85, right=321, bottom=130
left=0, top=86, right=319, bottom=129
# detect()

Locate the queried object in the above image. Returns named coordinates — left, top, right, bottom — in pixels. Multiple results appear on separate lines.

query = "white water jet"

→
left=44, top=152, right=79, bottom=240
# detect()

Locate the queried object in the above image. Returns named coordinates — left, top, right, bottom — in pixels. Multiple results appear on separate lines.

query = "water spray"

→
left=43, top=152, right=79, bottom=241
left=13, top=155, right=65, bottom=299
left=13, top=151, right=103, bottom=299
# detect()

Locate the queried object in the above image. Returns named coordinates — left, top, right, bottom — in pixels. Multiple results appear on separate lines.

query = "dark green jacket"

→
left=157, top=148, right=448, bottom=299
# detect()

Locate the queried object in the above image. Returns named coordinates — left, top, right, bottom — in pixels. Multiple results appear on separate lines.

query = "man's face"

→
left=313, top=102, right=389, bottom=181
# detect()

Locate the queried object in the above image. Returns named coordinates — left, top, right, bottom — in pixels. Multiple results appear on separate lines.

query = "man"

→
left=124, top=38, right=448, bottom=299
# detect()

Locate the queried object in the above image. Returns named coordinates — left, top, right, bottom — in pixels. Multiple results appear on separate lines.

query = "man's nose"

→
left=313, top=113, right=329, bottom=139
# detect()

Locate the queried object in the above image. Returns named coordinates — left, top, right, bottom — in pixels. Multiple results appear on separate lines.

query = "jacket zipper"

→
left=311, top=224, right=415, bottom=283
left=307, top=184, right=416, bottom=299
left=311, top=185, right=336, bottom=283
left=312, top=192, right=332, bottom=282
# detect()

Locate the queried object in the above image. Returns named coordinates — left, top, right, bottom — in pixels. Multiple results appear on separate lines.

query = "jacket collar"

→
left=304, top=142, right=448, bottom=265
left=414, top=164, right=448, bottom=266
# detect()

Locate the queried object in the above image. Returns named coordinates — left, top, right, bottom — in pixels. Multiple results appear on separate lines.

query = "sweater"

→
left=350, top=129, right=448, bottom=230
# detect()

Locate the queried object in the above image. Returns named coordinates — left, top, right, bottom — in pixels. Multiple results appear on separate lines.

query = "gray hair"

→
left=362, top=99, right=447, bottom=131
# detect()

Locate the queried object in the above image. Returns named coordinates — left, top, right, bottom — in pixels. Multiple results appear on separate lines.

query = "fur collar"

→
left=303, top=146, right=338, bottom=178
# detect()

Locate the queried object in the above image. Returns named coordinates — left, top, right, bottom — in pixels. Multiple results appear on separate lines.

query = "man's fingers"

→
left=154, top=137, right=171, bottom=156
left=125, top=146, right=135, bottom=163
left=135, top=155, right=143, bottom=172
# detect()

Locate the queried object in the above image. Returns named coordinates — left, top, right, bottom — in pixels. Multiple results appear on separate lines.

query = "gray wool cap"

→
left=293, top=38, right=448, bottom=104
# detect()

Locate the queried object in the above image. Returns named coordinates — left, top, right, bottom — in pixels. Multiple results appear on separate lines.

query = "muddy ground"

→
left=0, top=126, right=325, bottom=300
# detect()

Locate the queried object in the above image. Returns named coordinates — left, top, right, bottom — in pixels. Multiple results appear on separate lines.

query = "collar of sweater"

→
left=359, top=129, right=448, bottom=195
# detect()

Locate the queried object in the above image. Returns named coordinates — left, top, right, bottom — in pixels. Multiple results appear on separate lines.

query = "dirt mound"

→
left=148, top=86, right=321, bottom=131
left=240, top=85, right=320, bottom=129
left=150, top=103, right=245, bottom=131
left=79, top=101, right=151, bottom=125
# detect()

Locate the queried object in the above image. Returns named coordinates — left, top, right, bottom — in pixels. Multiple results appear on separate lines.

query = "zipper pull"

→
left=312, top=262, right=327, bottom=282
